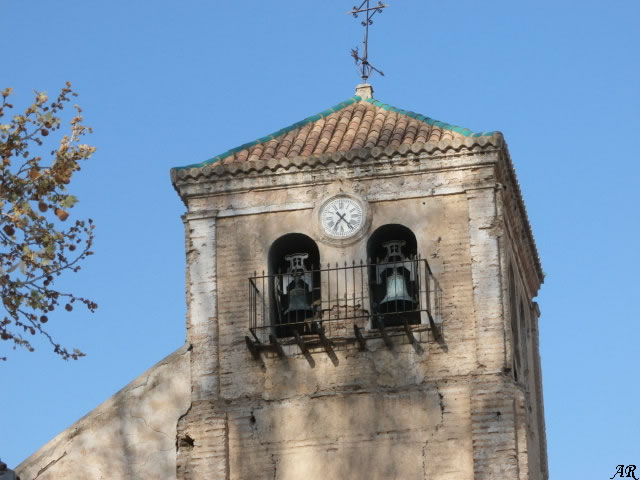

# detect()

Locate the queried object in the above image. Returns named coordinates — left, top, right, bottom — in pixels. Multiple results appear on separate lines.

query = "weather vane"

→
left=348, top=1, right=389, bottom=83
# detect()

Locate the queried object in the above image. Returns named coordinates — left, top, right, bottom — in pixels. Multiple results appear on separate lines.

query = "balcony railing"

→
left=246, top=256, right=442, bottom=359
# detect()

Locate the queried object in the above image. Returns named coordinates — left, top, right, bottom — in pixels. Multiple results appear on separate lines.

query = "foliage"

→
left=0, top=83, right=97, bottom=360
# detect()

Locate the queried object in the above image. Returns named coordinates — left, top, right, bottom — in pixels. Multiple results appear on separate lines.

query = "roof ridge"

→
left=174, top=96, right=495, bottom=170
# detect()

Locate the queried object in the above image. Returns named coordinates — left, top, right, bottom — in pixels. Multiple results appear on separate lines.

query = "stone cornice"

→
left=171, top=133, right=504, bottom=187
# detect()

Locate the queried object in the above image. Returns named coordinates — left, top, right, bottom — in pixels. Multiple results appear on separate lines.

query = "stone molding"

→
left=182, top=208, right=219, bottom=222
left=171, top=134, right=504, bottom=185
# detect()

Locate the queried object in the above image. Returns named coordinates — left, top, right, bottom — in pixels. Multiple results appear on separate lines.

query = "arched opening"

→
left=367, top=224, right=418, bottom=263
left=366, top=224, right=420, bottom=327
left=268, top=233, right=321, bottom=337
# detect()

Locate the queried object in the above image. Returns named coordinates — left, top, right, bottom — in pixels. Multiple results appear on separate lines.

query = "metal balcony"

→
left=246, top=256, right=443, bottom=360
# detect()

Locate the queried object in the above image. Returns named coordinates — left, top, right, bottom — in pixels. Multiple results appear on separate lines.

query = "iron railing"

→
left=248, top=256, right=442, bottom=345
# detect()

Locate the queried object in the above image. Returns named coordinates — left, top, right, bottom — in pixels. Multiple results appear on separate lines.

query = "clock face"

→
left=320, top=197, right=364, bottom=238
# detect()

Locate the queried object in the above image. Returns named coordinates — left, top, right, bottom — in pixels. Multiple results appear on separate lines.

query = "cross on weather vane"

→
left=348, top=1, right=389, bottom=83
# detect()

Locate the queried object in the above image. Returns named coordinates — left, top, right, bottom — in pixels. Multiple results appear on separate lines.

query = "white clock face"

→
left=320, top=197, right=364, bottom=238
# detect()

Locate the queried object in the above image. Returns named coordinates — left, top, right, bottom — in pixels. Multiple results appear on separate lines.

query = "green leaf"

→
left=60, top=195, right=78, bottom=208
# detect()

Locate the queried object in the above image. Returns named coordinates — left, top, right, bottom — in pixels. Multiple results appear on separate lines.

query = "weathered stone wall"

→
left=179, top=356, right=476, bottom=480
left=16, top=345, right=191, bottom=480
left=174, top=144, right=546, bottom=479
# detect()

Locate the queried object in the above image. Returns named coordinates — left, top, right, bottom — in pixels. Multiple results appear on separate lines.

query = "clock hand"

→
left=333, top=216, right=346, bottom=231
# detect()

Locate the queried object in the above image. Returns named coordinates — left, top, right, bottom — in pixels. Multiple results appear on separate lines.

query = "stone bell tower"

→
left=170, top=84, right=548, bottom=480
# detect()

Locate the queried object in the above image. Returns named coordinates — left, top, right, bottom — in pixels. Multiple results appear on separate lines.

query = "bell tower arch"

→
left=268, top=233, right=321, bottom=338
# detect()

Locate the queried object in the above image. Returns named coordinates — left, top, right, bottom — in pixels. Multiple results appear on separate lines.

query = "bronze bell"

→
left=376, top=240, right=416, bottom=313
left=284, top=278, right=313, bottom=317
left=379, top=270, right=415, bottom=312
left=282, top=253, right=313, bottom=322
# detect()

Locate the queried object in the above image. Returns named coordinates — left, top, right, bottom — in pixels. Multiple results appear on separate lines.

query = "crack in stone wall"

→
left=33, top=452, right=66, bottom=479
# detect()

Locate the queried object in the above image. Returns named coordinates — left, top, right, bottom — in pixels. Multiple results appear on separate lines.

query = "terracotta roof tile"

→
left=314, top=114, right=335, bottom=155
left=391, top=113, right=408, bottom=147
left=177, top=96, right=495, bottom=170
left=326, top=108, right=349, bottom=152
left=402, top=118, right=418, bottom=145
left=414, top=122, right=431, bottom=144
left=261, top=139, right=279, bottom=160
left=289, top=122, right=312, bottom=157
left=233, top=149, right=248, bottom=163
left=275, top=129, right=296, bottom=159
left=378, top=109, right=397, bottom=147
left=427, top=126, right=441, bottom=143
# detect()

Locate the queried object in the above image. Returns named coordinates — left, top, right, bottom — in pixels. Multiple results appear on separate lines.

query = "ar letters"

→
left=611, top=465, right=638, bottom=479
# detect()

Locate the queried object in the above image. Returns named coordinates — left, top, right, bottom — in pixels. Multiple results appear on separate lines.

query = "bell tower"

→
left=170, top=86, right=547, bottom=479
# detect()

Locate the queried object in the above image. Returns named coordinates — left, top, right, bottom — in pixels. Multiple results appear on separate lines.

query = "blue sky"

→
left=2, top=0, right=639, bottom=476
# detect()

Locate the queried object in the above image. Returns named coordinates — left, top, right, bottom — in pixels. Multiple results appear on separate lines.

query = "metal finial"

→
left=347, top=1, right=389, bottom=83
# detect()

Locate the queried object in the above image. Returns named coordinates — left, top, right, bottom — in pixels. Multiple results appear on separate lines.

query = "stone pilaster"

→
left=178, top=208, right=228, bottom=480
left=466, top=186, right=506, bottom=373
left=183, top=208, right=219, bottom=401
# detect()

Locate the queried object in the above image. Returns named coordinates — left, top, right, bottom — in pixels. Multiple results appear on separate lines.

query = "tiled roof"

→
left=177, top=96, right=495, bottom=170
